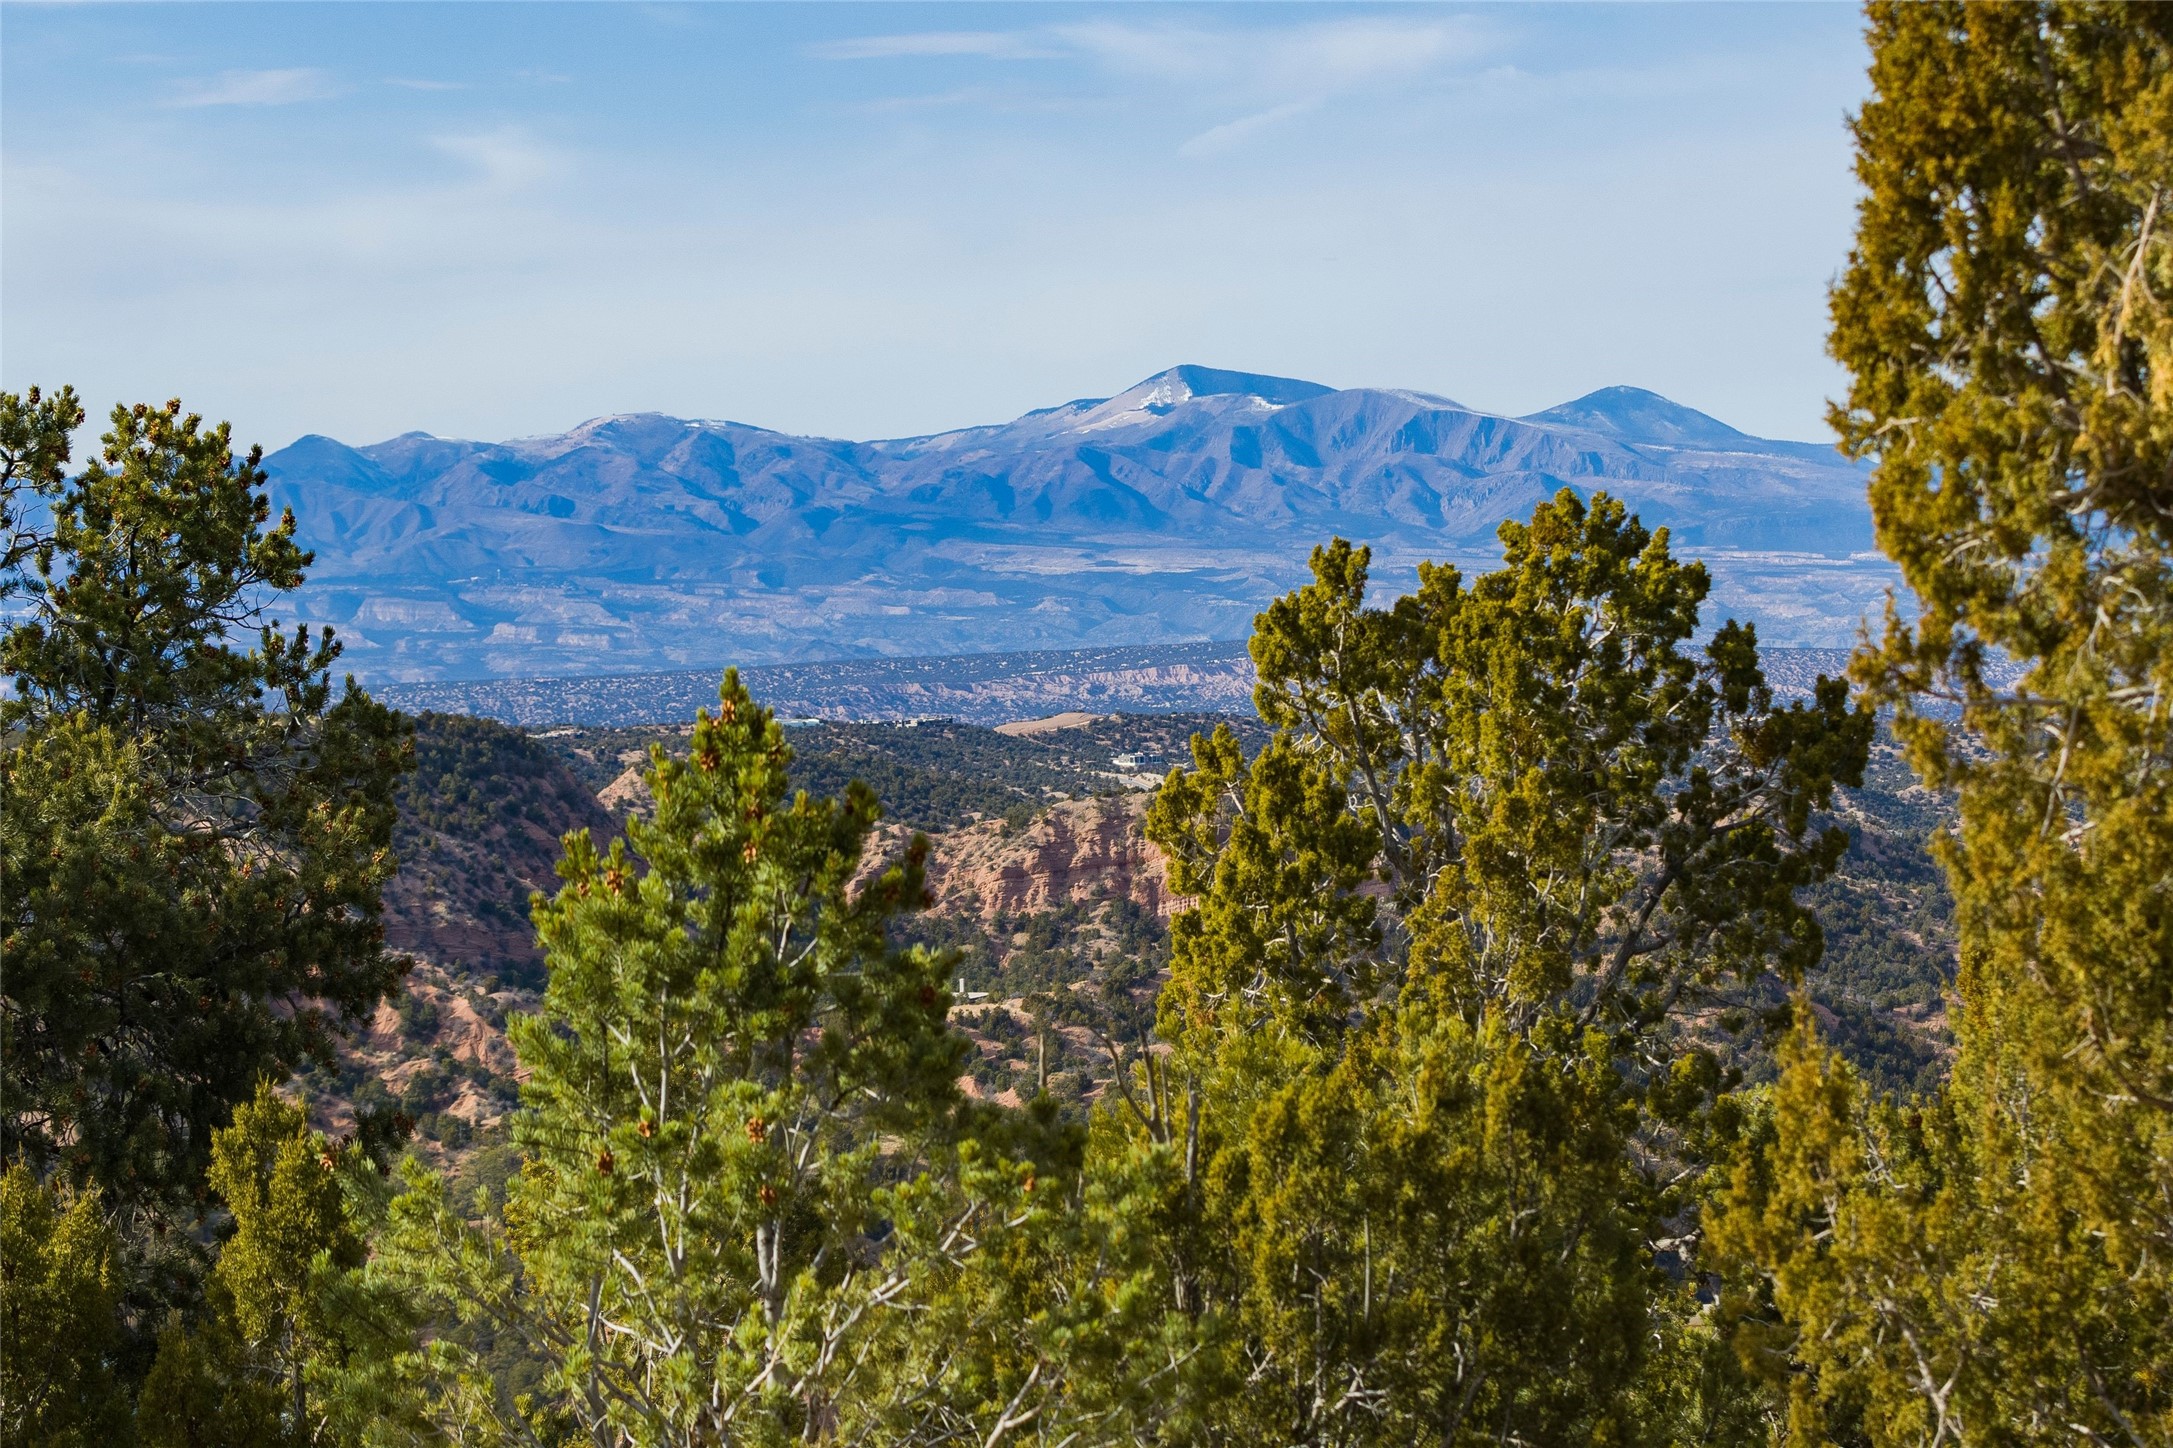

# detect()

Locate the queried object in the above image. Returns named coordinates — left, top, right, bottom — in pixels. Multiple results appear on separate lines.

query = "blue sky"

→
left=3, top=3, right=1870, bottom=451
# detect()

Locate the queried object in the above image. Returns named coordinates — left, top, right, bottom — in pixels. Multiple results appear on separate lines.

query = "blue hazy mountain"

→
left=260, top=366, right=1887, bottom=682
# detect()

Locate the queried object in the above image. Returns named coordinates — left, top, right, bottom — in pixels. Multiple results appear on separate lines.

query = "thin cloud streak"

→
left=813, top=16, right=1494, bottom=155
left=1180, top=100, right=1318, bottom=158
left=810, top=31, right=1061, bottom=62
left=813, top=16, right=1490, bottom=90
left=431, top=126, right=565, bottom=191
left=167, top=67, right=339, bottom=108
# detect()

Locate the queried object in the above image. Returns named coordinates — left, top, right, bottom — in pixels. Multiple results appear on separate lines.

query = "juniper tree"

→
left=0, top=1167, right=132, bottom=1448
left=1712, top=6, right=2173, bottom=1440
left=1135, top=492, right=1870, bottom=1445
left=135, top=1084, right=399, bottom=1448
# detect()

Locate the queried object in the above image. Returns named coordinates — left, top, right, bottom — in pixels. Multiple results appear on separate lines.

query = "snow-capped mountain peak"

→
left=260, top=368, right=1873, bottom=682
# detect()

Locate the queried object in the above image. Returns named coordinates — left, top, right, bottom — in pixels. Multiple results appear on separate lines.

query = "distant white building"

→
left=1112, top=751, right=1159, bottom=771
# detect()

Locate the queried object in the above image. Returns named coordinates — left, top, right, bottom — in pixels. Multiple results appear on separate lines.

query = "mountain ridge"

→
left=260, top=365, right=1893, bottom=681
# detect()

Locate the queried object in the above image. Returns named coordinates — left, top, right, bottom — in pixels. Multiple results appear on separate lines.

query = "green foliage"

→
left=209, top=1085, right=366, bottom=1421
left=134, top=1084, right=426, bottom=1448
left=369, top=672, right=1062, bottom=1445
left=24, top=16, right=2152, bottom=1431
left=544, top=714, right=1271, bottom=833
left=790, top=737, right=1051, bottom=833
left=857, top=1106, right=1220, bottom=1448
left=4, top=397, right=311, bottom=728
left=1717, top=5, right=2173, bottom=1441
left=402, top=712, right=608, bottom=843
left=0, top=1166, right=132, bottom=1448
left=0, top=397, right=413, bottom=1212
left=136, top=1303, right=287, bottom=1448
left=1120, top=492, right=1869, bottom=1444
left=0, top=384, right=84, bottom=593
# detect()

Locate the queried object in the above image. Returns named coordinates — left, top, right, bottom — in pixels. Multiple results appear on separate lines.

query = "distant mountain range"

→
left=261, top=365, right=1894, bottom=682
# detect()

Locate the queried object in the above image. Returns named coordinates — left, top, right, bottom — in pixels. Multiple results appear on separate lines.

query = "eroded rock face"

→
left=907, top=794, right=1173, bottom=924
left=596, top=762, right=653, bottom=819
left=311, top=961, right=526, bottom=1147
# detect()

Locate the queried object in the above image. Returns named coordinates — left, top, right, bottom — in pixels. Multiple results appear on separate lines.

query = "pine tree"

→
left=0, top=384, right=83, bottom=592
left=370, top=673, right=1035, bottom=1447
left=1712, top=5, right=2173, bottom=1439
left=0, top=398, right=412, bottom=1213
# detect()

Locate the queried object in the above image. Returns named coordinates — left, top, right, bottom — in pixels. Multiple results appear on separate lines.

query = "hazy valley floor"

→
left=373, top=641, right=1864, bottom=730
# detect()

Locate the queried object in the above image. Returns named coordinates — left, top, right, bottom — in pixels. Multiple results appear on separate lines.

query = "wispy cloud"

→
left=811, top=16, right=1494, bottom=155
left=167, top=67, right=340, bottom=109
left=4, top=0, right=1868, bottom=453
left=814, top=17, right=1488, bottom=87
left=853, top=86, right=1020, bottom=115
left=1057, top=17, right=1491, bottom=95
left=432, top=126, right=564, bottom=191
left=386, top=77, right=467, bottom=93
left=1179, top=100, right=1318, bottom=159
left=810, top=31, right=1061, bottom=62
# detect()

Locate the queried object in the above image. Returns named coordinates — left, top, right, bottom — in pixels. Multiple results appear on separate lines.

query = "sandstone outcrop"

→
left=913, top=793, right=1174, bottom=924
